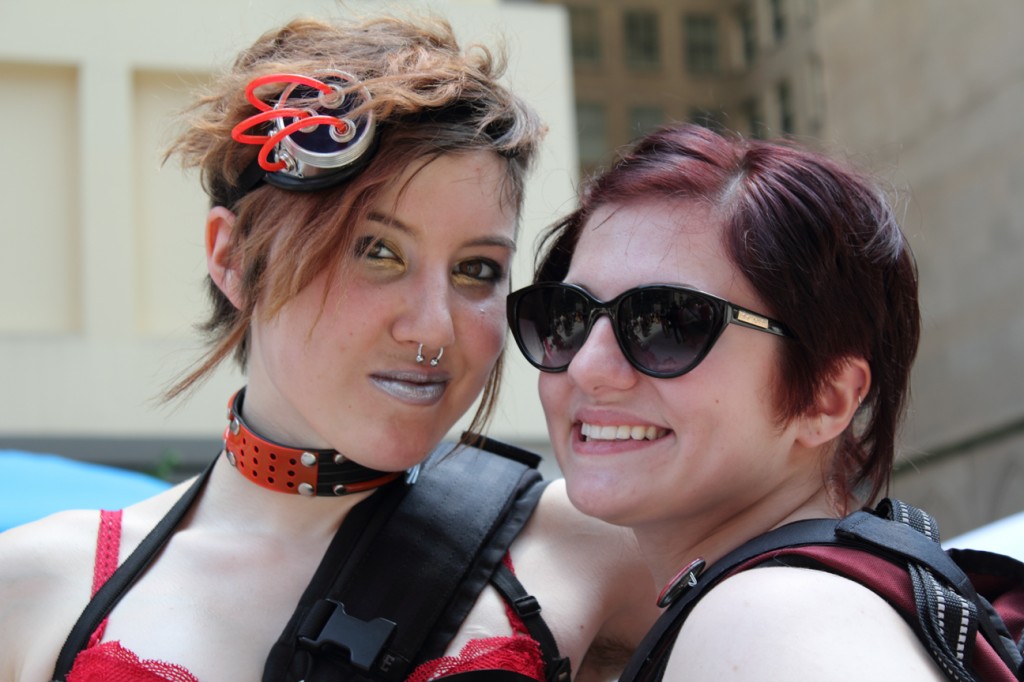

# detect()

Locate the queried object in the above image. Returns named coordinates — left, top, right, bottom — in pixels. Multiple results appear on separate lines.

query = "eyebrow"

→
left=366, top=210, right=517, bottom=251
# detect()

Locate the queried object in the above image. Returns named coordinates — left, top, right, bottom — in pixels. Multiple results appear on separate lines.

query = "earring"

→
left=416, top=343, right=425, bottom=364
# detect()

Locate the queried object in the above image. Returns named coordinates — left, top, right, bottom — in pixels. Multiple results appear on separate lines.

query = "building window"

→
left=623, top=10, right=660, bottom=69
left=684, top=14, right=719, bottom=75
left=770, top=0, right=787, bottom=42
left=777, top=80, right=794, bottom=134
left=630, top=105, right=665, bottom=138
left=740, top=96, right=764, bottom=138
left=805, top=54, right=825, bottom=132
left=576, top=102, right=609, bottom=166
left=569, top=6, right=601, bottom=65
left=738, top=1, right=757, bottom=66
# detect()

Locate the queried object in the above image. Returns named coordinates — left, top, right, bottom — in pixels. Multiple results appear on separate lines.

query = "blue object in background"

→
left=946, top=510, right=1024, bottom=561
left=0, top=450, right=172, bottom=532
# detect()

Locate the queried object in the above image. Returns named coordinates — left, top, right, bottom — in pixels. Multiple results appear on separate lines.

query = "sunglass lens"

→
left=515, top=287, right=589, bottom=369
left=618, top=289, right=718, bottom=376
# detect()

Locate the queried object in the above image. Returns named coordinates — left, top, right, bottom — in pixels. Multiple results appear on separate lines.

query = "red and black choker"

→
left=222, top=388, right=402, bottom=497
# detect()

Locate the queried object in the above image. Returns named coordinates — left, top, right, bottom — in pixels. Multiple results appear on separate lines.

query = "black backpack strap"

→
left=489, top=561, right=572, bottom=682
left=949, top=547, right=1024, bottom=678
left=621, top=500, right=1024, bottom=682
left=264, top=475, right=415, bottom=675
left=843, top=499, right=1024, bottom=679
left=619, top=517, right=843, bottom=682
left=269, top=436, right=553, bottom=681
left=51, top=456, right=217, bottom=681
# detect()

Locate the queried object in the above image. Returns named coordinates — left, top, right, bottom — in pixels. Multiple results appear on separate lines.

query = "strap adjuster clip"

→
left=512, top=594, right=542, bottom=618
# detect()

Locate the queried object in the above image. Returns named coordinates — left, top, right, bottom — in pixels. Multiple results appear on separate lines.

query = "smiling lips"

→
left=370, top=371, right=448, bottom=405
left=580, top=422, right=668, bottom=442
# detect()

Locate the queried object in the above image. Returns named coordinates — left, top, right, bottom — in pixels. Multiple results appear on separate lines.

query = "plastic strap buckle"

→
left=298, top=599, right=397, bottom=672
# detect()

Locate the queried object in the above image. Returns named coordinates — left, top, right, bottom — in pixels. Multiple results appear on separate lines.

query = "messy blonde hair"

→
left=166, top=15, right=545, bottom=439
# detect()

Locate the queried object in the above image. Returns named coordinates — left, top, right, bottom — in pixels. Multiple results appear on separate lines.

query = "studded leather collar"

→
left=222, top=388, right=403, bottom=497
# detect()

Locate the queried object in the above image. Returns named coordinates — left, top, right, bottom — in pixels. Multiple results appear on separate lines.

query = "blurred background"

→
left=1, top=0, right=1021, bottom=537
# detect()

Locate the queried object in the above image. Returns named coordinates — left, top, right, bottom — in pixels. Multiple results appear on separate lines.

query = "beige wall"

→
left=814, top=0, right=1024, bottom=534
left=820, top=0, right=1024, bottom=451
left=0, top=0, right=572, bottom=452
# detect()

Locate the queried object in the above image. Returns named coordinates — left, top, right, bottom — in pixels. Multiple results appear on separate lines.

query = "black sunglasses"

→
left=507, top=282, right=789, bottom=379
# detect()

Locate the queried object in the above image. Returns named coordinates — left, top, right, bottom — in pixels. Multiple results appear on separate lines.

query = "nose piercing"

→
left=415, top=343, right=444, bottom=366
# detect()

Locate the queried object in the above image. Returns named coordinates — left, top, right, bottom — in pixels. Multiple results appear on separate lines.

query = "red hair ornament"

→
left=229, top=70, right=377, bottom=200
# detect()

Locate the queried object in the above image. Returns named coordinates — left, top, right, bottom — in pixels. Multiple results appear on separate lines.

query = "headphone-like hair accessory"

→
left=228, top=70, right=377, bottom=204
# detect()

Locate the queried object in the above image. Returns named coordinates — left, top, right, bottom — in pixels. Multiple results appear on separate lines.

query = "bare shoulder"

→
left=0, top=509, right=101, bottom=680
left=526, top=479, right=638, bottom=552
left=0, top=484, right=185, bottom=681
left=664, top=566, right=947, bottom=681
left=509, top=479, right=660, bottom=678
left=0, top=508, right=99, bottom=586
left=522, top=479, right=650, bottom=588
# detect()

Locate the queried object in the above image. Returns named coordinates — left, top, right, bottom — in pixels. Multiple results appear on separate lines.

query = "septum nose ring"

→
left=415, top=343, right=444, bottom=366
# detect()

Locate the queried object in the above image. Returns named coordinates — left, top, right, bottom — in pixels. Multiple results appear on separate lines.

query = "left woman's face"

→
left=245, top=151, right=516, bottom=471
left=539, top=200, right=800, bottom=532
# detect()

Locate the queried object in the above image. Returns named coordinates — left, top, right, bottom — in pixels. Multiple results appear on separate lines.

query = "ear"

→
left=206, top=206, right=243, bottom=309
left=795, top=357, right=871, bottom=449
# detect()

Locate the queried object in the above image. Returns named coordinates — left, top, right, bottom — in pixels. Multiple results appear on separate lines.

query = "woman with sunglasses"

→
left=0, top=14, right=655, bottom=682
left=508, top=123, right=946, bottom=679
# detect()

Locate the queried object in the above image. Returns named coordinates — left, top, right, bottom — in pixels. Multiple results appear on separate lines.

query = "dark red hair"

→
left=535, top=124, right=920, bottom=509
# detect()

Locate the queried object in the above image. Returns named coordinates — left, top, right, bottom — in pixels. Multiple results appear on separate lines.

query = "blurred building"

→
left=530, top=0, right=1024, bottom=534
left=1, top=0, right=1021, bottom=536
left=534, top=0, right=821, bottom=175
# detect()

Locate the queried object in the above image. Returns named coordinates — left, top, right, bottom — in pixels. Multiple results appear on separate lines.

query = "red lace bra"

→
left=65, top=510, right=545, bottom=681
left=65, top=510, right=199, bottom=682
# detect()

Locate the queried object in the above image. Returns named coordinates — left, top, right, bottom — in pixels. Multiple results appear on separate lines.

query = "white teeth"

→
left=581, top=422, right=665, bottom=441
